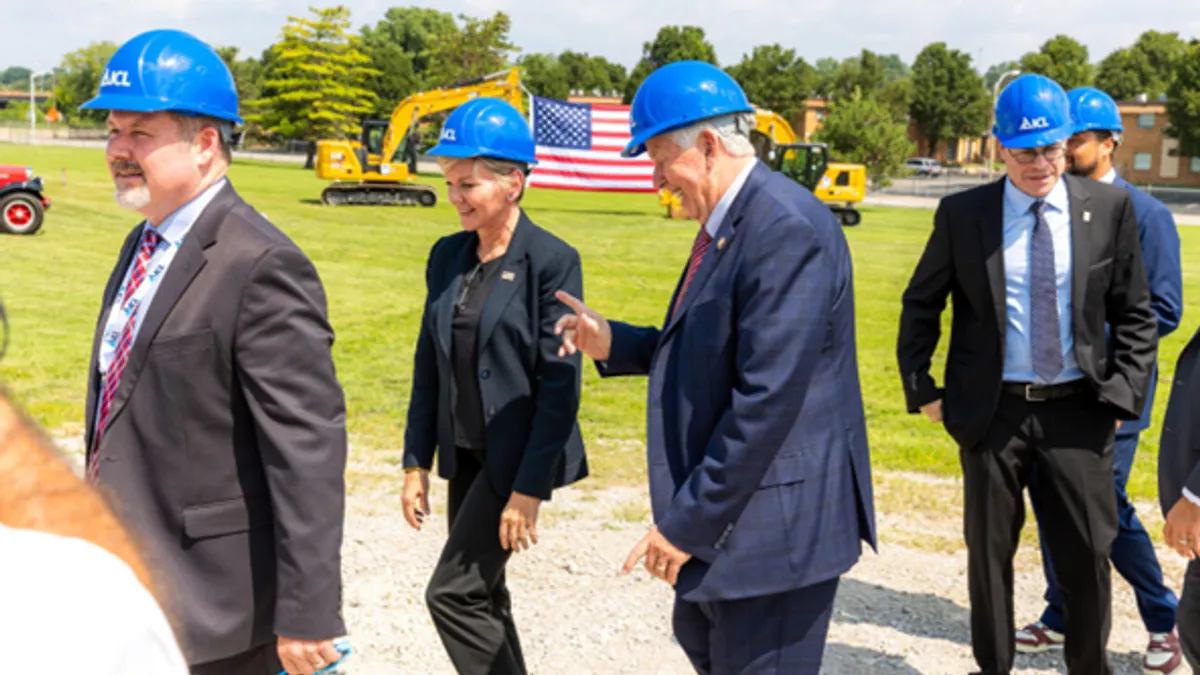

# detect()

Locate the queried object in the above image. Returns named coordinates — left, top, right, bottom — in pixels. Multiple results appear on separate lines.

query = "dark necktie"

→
left=1029, top=199, right=1063, bottom=382
left=672, top=227, right=713, bottom=319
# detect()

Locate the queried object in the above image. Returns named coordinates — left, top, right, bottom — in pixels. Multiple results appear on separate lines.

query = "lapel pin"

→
left=501, top=270, right=515, bottom=281
left=716, top=237, right=726, bottom=250
left=1083, top=211, right=1091, bottom=223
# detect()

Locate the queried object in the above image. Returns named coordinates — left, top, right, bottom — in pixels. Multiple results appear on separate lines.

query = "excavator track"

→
left=320, top=182, right=438, bottom=207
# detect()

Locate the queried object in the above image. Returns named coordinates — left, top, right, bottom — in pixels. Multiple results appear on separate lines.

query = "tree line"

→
left=6, top=5, right=1200, bottom=185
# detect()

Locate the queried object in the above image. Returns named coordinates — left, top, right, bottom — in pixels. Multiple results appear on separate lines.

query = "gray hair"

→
left=436, top=156, right=528, bottom=202
left=172, top=113, right=234, bottom=164
left=668, top=111, right=757, bottom=157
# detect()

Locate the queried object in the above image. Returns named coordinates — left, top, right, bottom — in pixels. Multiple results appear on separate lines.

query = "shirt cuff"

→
left=1183, top=487, right=1200, bottom=507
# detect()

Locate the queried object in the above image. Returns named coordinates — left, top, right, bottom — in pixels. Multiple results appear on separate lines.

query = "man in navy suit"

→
left=553, top=60, right=877, bottom=674
left=1015, top=86, right=1184, bottom=674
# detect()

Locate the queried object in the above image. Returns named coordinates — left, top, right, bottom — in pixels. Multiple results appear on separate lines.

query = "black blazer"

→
left=403, top=211, right=587, bottom=501
left=896, top=175, right=1158, bottom=450
left=85, top=181, right=348, bottom=664
left=1159, top=325, right=1200, bottom=517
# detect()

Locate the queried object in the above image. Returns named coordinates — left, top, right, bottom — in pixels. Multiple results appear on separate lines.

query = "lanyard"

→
left=98, top=232, right=180, bottom=373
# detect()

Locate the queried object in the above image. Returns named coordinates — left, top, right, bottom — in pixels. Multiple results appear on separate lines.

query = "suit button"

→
left=487, top=406, right=496, bottom=418
left=481, top=369, right=490, bottom=380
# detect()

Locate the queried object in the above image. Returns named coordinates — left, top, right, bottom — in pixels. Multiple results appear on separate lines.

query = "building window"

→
left=1134, top=153, right=1153, bottom=171
left=1138, top=113, right=1155, bottom=129
left=1192, top=157, right=1200, bottom=173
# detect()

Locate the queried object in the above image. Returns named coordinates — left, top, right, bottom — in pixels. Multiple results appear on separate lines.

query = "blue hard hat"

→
left=1067, top=86, right=1123, bottom=135
left=623, top=60, right=754, bottom=158
left=992, top=74, right=1072, bottom=149
left=426, top=97, right=537, bottom=165
left=81, top=29, right=242, bottom=125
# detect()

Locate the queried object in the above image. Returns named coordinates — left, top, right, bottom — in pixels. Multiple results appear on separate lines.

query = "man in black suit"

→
left=897, top=73, right=1158, bottom=675
left=80, top=30, right=347, bottom=675
left=1158, top=327, right=1200, bottom=670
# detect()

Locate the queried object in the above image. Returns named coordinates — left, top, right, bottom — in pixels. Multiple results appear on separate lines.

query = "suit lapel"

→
left=434, top=235, right=475, bottom=356
left=662, top=162, right=764, bottom=338
left=98, top=182, right=234, bottom=437
left=979, top=180, right=1007, bottom=337
left=86, top=227, right=142, bottom=450
left=476, top=213, right=532, bottom=355
left=1066, top=175, right=1092, bottom=331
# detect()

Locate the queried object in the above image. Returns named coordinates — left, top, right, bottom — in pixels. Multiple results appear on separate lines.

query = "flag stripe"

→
left=528, top=95, right=655, bottom=194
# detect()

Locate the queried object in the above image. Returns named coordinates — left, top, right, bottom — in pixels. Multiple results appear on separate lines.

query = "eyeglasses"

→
left=1008, top=144, right=1066, bottom=164
left=455, top=263, right=484, bottom=314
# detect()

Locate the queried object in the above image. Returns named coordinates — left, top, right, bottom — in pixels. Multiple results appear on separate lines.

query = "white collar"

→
left=703, top=159, right=756, bottom=237
left=1098, top=167, right=1117, bottom=184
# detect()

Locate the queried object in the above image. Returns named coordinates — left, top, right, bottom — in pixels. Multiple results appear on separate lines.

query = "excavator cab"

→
left=771, top=143, right=830, bottom=192
left=358, top=120, right=390, bottom=173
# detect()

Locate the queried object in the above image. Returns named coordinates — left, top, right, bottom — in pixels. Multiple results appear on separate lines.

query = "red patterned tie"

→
left=672, top=227, right=713, bottom=320
left=89, top=228, right=161, bottom=482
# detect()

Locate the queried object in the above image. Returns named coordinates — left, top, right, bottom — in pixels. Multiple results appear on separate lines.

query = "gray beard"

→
left=114, top=184, right=151, bottom=211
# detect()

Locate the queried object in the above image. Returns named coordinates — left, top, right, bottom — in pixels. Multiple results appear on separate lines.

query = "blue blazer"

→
left=598, top=161, right=876, bottom=603
left=1113, top=175, right=1182, bottom=433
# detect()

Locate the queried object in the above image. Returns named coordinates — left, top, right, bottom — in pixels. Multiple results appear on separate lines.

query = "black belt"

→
left=1001, top=379, right=1090, bottom=402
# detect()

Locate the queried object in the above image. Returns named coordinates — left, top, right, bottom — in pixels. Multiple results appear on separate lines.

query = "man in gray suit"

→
left=1159, top=326, right=1200, bottom=670
left=80, top=29, right=348, bottom=675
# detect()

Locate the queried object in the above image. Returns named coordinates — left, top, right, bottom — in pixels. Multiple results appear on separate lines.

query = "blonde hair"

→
left=436, top=156, right=528, bottom=203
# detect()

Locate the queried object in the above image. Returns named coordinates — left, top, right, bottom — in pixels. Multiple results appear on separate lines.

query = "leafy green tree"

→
left=828, top=50, right=886, bottom=101
left=910, top=42, right=990, bottom=158
left=358, top=6, right=457, bottom=116
left=422, top=11, right=519, bottom=85
left=1165, top=43, right=1200, bottom=158
left=1018, top=35, right=1093, bottom=90
left=812, top=57, right=841, bottom=98
left=246, top=5, right=379, bottom=156
left=519, top=53, right=569, bottom=98
left=54, top=41, right=118, bottom=124
left=1096, top=30, right=1189, bottom=100
left=559, top=51, right=625, bottom=95
left=724, top=44, right=815, bottom=118
left=982, top=61, right=1020, bottom=91
left=880, top=53, right=910, bottom=84
left=878, top=77, right=914, bottom=122
left=813, top=89, right=914, bottom=187
left=623, top=25, right=717, bottom=103
left=215, top=47, right=265, bottom=107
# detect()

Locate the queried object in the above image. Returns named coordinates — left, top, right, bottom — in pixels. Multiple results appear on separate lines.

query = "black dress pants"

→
left=961, top=389, right=1119, bottom=675
left=190, top=644, right=282, bottom=675
left=426, top=447, right=526, bottom=675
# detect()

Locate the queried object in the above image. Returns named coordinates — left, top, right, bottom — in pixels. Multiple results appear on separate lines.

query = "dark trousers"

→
left=671, top=577, right=839, bottom=674
left=1177, top=560, right=1200, bottom=670
left=1032, top=428, right=1179, bottom=634
left=961, top=390, right=1119, bottom=675
left=426, top=448, right=525, bottom=675
left=190, top=644, right=281, bottom=675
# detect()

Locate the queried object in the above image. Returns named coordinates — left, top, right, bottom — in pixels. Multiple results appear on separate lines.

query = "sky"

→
left=3, top=0, right=1199, bottom=76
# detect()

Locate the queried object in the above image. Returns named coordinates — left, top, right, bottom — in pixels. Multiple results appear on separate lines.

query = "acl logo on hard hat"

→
left=1018, top=116, right=1050, bottom=131
left=441, top=128, right=456, bottom=141
left=100, top=69, right=132, bottom=88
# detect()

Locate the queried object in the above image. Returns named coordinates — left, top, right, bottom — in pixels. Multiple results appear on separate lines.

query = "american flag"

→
left=527, top=95, right=656, bottom=193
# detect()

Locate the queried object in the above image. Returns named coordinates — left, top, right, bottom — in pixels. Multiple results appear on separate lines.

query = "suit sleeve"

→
left=897, top=198, right=954, bottom=412
left=1105, top=193, right=1159, bottom=419
left=234, top=245, right=347, bottom=640
left=513, top=249, right=584, bottom=500
left=655, top=213, right=833, bottom=563
left=1139, top=203, right=1183, bottom=338
left=403, top=241, right=441, bottom=470
left=595, top=322, right=660, bottom=377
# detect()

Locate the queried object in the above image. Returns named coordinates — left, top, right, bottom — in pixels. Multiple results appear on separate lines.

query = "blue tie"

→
left=1030, top=199, right=1063, bottom=382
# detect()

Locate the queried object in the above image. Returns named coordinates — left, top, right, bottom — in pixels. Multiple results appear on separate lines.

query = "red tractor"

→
left=0, top=165, right=50, bottom=235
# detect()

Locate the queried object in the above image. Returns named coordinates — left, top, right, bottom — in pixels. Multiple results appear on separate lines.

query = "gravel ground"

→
left=51, top=439, right=1195, bottom=674
left=339, top=459, right=1195, bottom=675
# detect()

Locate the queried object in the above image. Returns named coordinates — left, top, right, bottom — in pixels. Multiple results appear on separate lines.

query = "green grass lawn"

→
left=2, top=143, right=1199, bottom=499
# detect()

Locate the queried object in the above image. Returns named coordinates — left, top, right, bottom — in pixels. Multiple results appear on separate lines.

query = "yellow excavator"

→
left=659, top=108, right=868, bottom=226
left=314, top=68, right=523, bottom=206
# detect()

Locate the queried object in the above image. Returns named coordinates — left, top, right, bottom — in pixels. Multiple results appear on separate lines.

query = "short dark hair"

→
left=171, top=113, right=233, bottom=164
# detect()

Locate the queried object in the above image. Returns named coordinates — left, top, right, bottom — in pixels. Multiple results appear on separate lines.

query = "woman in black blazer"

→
left=400, top=98, right=588, bottom=674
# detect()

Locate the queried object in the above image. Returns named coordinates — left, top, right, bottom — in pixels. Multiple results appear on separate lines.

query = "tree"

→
left=1165, top=43, right=1200, bottom=158
left=724, top=44, right=815, bottom=118
left=880, top=53, right=910, bottom=84
left=216, top=47, right=265, bottom=108
left=828, top=49, right=885, bottom=101
left=812, top=89, right=914, bottom=188
left=623, top=25, right=717, bottom=103
left=0, top=67, right=31, bottom=88
left=910, top=42, right=990, bottom=158
left=359, top=6, right=457, bottom=116
left=812, top=57, right=841, bottom=98
left=982, top=61, right=1020, bottom=91
left=422, top=11, right=519, bottom=85
left=1096, top=30, right=1188, bottom=101
left=878, top=77, right=914, bottom=122
left=559, top=51, right=625, bottom=95
left=246, top=5, right=378, bottom=162
left=54, top=41, right=119, bottom=124
left=1018, top=35, right=1092, bottom=90
left=519, top=53, right=569, bottom=99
